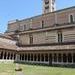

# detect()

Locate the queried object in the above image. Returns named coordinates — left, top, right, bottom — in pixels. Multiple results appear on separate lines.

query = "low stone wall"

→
left=0, top=60, right=14, bottom=63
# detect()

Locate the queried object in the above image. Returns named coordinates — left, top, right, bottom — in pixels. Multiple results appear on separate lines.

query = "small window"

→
left=52, top=0, right=55, bottom=4
left=24, top=25, right=26, bottom=30
left=20, top=26, right=23, bottom=31
left=45, top=1, right=49, bottom=4
left=29, top=34, right=33, bottom=44
left=42, top=20, right=44, bottom=28
left=69, top=14, right=74, bottom=23
left=45, top=6, right=49, bottom=9
left=58, top=31, right=62, bottom=43
left=52, top=7, right=54, bottom=11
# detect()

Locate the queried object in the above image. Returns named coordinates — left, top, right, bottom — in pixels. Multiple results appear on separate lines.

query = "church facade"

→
left=0, top=0, right=75, bottom=65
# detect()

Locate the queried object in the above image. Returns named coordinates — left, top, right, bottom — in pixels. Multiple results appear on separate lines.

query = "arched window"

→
left=58, top=31, right=62, bottom=43
left=29, top=34, right=33, bottom=44
left=58, top=53, right=62, bottom=62
left=68, top=53, right=72, bottom=63
left=69, top=14, right=74, bottom=23
left=54, top=53, right=57, bottom=62
left=63, top=54, right=67, bottom=63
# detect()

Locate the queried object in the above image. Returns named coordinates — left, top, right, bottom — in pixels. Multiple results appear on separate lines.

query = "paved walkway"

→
left=16, top=71, right=24, bottom=75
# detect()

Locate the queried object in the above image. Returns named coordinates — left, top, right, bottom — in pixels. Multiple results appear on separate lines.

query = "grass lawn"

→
left=0, top=63, right=75, bottom=75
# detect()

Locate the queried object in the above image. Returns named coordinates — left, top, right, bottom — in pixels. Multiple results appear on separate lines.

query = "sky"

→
left=0, top=0, right=75, bottom=33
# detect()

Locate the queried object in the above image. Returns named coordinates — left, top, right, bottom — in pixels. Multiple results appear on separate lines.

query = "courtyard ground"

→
left=0, top=63, right=75, bottom=75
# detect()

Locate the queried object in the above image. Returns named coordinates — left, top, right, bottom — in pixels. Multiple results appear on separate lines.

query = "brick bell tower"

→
left=42, top=0, right=56, bottom=14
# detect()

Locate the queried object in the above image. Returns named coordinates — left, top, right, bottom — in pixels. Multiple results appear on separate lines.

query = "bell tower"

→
left=42, top=0, right=56, bottom=14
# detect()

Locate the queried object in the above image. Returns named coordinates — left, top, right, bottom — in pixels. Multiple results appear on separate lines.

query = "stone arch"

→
left=7, top=52, right=10, bottom=59
left=63, top=53, right=67, bottom=63
left=0, top=51, right=3, bottom=59
left=54, top=53, right=57, bottom=62
left=4, top=52, right=7, bottom=59
left=68, top=53, right=72, bottom=63
left=58, top=53, right=62, bottom=62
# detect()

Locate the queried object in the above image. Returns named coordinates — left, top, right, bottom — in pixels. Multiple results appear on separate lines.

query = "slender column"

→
left=27, top=53, right=28, bottom=62
left=11, top=53, right=13, bottom=60
left=9, top=52, right=11, bottom=60
left=40, top=53, right=42, bottom=62
left=30, top=53, right=31, bottom=61
left=44, top=53, right=45, bottom=62
left=37, top=54, right=38, bottom=62
left=39, top=53, right=41, bottom=62
left=66, top=53, right=68, bottom=64
left=48, top=53, right=49, bottom=63
left=8, top=52, right=10, bottom=60
left=23, top=54, right=25, bottom=61
left=6, top=52, right=7, bottom=60
left=33, top=53, right=34, bottom=62
left=3, top=52, right=4, bottom=60
left=24, top=54, right=25, bottom=61
left=32, top=53, right=34, bottom=61
left=52, top=53, right=54, bottom=64
left=14, top=53, right=16, bottom=60
left=72, top=53, right=73, bottom=64
left=0, top=52, right=1, bottom=59
left=57, top=53, right=58, bottom=64
left=21, top=54, right=22, bottom=61
left=16, top=53, right=20, bottom=62
left=36, top=54, right=38, bottom=62
left=12, top=53, right=14, bottom=60
left=61, top=53, right=63, bottom=64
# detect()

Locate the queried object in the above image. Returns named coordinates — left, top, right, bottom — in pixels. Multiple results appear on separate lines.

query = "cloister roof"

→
left=19, top=44, right=75, bottom=51
left=0, top=37, right=17, bottom=50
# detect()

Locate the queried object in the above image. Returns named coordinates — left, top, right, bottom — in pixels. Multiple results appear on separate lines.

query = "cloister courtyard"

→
left=0, top=62, right=75, bottom=75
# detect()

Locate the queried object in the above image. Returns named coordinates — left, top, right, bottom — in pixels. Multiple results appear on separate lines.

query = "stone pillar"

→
left=30, top=53, right=31, bottom=62
left=44, top=53, right=45, bottom=62
left=36, top=54, right=38, bottom=62
left=16, top=54, right=20, bottom=62
left=66, top=53, right=68, bottom=64
left=72, top=53, right=73, bottom=64
left=6, top=52, right=8, bottom=60
left=61, top=53, right=63, bottom=64
left=39, top=53, right=41, bottom=62
left=23, top=54, right=25, bottom=61
left=23, top=54, right=25, bottom=62
left=57, top=53, right=58, bottom=64
left=52, top=53, right=54, bottom=64
left=27, top=53, right=28, bottom=62
left=3, top=52, right=4, bottom=60
left=33, top=53, right=34, bottom=62
left=40, top=53, right=42, bottom=62
left=36, top=53, right=38, bottom=62
left=9, top=52, right=11, bottom=60
left=0, top=52, right=1, bottom=59
left=12, top=53, right=14, bottom=60
left=48, top=53, right=49, bottom=63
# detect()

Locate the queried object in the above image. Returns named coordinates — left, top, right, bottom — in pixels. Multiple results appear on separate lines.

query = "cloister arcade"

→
left=0, top=50, right=75, bottom=65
